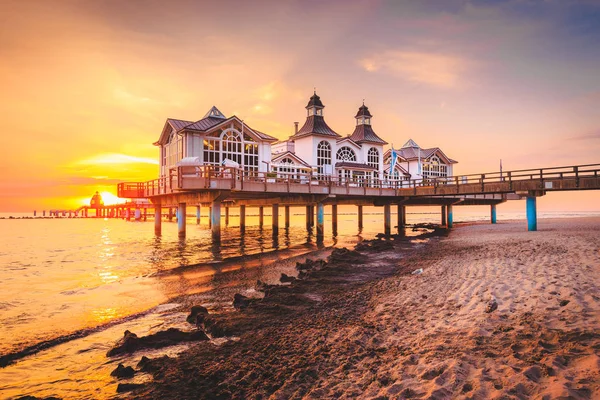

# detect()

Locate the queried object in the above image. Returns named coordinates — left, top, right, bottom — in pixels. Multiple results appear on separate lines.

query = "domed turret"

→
left=90, top=191, right=104, bottom=208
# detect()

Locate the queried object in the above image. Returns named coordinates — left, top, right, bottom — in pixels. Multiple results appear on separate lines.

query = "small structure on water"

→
left=90, top=191, right=104, bottom=209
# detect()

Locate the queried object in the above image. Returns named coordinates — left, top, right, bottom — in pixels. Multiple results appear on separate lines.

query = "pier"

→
left=115, top=163, right=600, bottom=240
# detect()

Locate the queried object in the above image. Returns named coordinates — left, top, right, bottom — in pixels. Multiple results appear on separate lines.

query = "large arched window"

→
left=367, top=148, right=379, bottom=169
left=336, top=146, right=356, bottom=162
left=202, top=126, right=259, bottom=172
left=422, top=155, right=448, bottom=178
left=317, top=141, right=331, bottom=177
left=222, top=130, right=242, bottom=165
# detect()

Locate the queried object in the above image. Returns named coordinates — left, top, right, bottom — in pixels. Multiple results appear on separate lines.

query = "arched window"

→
left=367, top=148, right=379, bottom=169
left=167, top=131, right=183, bottom=169
left=317, top=141, right=331, bottom=177
left=336, top=146, right=356, bottom=162
left=422, top=155, right=448, bottom=178
left=222, top=130, right=242, bottom=165
left=202, top=126, right=260, bottom=172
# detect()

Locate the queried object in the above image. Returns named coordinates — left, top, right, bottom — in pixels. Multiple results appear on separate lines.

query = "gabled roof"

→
left=290, top=115, right=341, bottom=140
left=155, top=111, right=277, bottom=146
left=272, top=151, right=311, bottom=167
left=335, top=161, right=377, bottom=171
left=336, top=136, right=362, bottom=149
left=167, top=118, right=194, bottom=132
left=349, top=124, right=388, bottom=145
left=385, top=146, right=458, bottom=164
left=402, top=139, right=420, bottom=148
left=384, top=163, right=411, bottom=176
left=203, top=106, right=227, bottom=119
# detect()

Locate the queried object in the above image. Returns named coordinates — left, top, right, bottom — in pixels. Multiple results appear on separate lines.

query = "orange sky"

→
left=0, top=0, right=599, bottom=212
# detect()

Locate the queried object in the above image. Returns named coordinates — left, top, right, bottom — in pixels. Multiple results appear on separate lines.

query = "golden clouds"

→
left=360, top=50, right=469, bottom=89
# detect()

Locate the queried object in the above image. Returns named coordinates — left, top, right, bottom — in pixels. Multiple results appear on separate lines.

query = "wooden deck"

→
left=118, top=163, right=600, bottom=200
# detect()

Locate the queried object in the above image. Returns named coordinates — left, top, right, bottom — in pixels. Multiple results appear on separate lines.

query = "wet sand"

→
left=124, top=218, right=600, bottom=399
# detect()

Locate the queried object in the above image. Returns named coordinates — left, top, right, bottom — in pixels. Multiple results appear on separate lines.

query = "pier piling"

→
left=447, top=205, right=453, bottom=228
left=285, top=206, right=290, bottom=228
left=441, top=205, right=447, bottom=227
left=196, top=206, right=201, bottom=225
left=154, top=205, right=162, bottom=235
left=332, top=204, right=338, bottom=236
left=526, top=196, right=537, bottom=231
left=225, top=207, right=230, bottom=226
left=384, top=204, right=391, bottom=236
left=491, top=204, right=497, bottom=224
left=357, top=205, right=363, bottom=230
left=211, top=201, right=221, bottom=243
left=240, top=205, right=246, bottom=233
left=178, top=203, right=186, bottom=238
left=397, top=205, right=405, bottom=231
left=316, top=203, right=324, bottom=242
left=259, top=206, right=264, bottom=228
left=272, top=204, right=279, bottom=235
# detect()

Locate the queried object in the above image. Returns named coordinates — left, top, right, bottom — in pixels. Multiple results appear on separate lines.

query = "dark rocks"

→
left=107, top=328, right=209, bottom=357
left=110, top=363, right=135, bottom=379
left=327, top=248, right=368, bottom=264
left=233, top=293, right=251, bottom=310
left=485, top=298, right=498, bottom=313
left=559, top=299, right=570, bottom=307
left=355, top=239, right=395, bottom=252
left=137, top=355, right=171, bottom=373
left=116, top=383, right=145, bottom=393
left=186, top=305, right=209, bottom=325
left=280, top=273, right=296, bottom=283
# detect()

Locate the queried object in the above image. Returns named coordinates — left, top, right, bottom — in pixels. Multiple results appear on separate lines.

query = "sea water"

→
left=0, top=207, right=598, bottom=399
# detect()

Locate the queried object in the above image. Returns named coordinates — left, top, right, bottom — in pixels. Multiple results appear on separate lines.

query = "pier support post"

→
left=357, top=205, right=363, bottom=230
left=225, top=207, right=230, bottom=226
left=259, top=206, right=264, bottom=228
left=331, top=204, right=338, bottom=236
left=211, top=201, right=221, bottom=243
left=240, top=205, right=246, bottom=233
left=491, top=204, right=497, bottom=224
left=154, top=205, right=162, bottom=235
left=447, top=205, right=453, bottom=228
left=178, top=203, right=186, bottom=238
left=272, top=204, right=279, bottom=235
left=196, top=206, right=201, bottom=225
left=209, top=207, right=212, bottom=228
left=285, top=206, right=290, bottom=228
left=306, top=205, right=311, bottom=230
left=168, top=208, right=173, bottom=221
left=384, top=204, right=391, bottom=236
left=526, top=197, right=537, bottom=231
left=143, top=208, right=147, bottom=221
left=441, top=205, right=447, bottom=227
left=135, top=209, right=141, bottom=221
left=316, top=203, right=324, bottom=242
left=398, top=205, right=405, bottom=227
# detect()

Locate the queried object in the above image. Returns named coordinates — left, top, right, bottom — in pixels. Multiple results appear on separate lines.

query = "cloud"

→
left=75, top=153, right=159, bottom=166
left=360, top=50, right=469, bottom=88
left=569, top=130, right=600, bottom=141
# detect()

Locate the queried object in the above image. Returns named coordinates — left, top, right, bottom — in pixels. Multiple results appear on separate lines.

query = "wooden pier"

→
left=115, top=163, right=600, bottom=241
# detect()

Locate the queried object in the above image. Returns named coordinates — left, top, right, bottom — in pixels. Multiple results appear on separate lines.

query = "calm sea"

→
left=0, top=207, right=598, bottom=399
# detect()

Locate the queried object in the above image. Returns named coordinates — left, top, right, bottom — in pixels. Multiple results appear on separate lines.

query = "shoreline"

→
left=123, top=218, right=599, bottom=399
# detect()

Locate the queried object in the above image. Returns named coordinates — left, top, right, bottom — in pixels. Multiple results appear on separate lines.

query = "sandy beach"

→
left=119, top=217, right=600, bottom=399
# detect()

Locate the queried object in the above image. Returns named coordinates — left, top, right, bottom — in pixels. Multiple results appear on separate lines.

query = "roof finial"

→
left=314, top=87, right=316, bottom=94
left=362, top=98, right=365, bottom=106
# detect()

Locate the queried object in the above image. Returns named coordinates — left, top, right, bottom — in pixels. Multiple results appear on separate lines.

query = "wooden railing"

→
left=117, top=163, right=600, bottom=199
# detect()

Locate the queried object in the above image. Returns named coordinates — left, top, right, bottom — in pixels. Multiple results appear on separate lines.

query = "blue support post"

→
left=178, top=202, right=186, bottom=238
left=196, top=206, right=201, bottom=225
left=316, top=203, right=324, bottom=242
left=491, top=204, right=497, bottom=224
left=447, top=205, right=453, bottom=228
left=526, top=196, right=537, bottom=231
left=211, top=201, right=221, bottom=243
